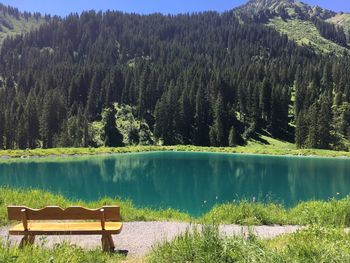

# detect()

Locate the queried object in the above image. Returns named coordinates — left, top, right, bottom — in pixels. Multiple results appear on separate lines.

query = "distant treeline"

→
left=0, top=3, right=51, bottom=22
left=0, top=10, right=350, bottom=150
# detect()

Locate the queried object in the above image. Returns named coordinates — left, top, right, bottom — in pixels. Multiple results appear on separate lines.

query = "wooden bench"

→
left=7, top=206, right=123, bottom=252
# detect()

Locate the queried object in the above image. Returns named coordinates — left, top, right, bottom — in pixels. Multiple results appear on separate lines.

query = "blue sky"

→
left=1, top=0, right=350, bottom=17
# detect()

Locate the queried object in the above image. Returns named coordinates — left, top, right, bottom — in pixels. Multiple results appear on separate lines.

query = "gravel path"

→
left=0, top=222, right=300, bottom=258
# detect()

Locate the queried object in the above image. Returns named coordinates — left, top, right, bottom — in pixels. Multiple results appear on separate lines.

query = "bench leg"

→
left=101, top=234, right=115, bottom=252
left=108, top=234, right=115, bottom=251
left=19, top=234, right=35, bottom=248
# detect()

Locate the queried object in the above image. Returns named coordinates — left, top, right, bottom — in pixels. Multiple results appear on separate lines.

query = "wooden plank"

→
left=9, top=222, right=123, bottom=235
left=7, top=206, right=120, bottom=221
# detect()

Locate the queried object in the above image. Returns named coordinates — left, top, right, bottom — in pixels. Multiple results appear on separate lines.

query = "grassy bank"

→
left=2, top=188, right=350, bottom=262
left=1, top=188, right=350, bottom=227
left=0, top=136, right=349, bottom=159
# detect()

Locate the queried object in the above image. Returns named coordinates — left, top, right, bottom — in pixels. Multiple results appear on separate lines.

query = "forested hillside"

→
left=0, top=4, right=48, bottom=45
left=0, top=1, right=350, bottom=150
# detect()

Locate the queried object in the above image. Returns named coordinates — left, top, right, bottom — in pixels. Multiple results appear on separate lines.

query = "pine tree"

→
left=210, top=93, right=227, bottom=146
left=176, top=89, right=192, bottom=144
left=137, top=67, right=149, bottom=118
left=17, top=115, right=27, bottom=149
left=269, top=87, right=279, bottom=137
left=317, top=94, right=332, bottom=149
left=321, top=63, right=332, bottom=91
left=228, top=126, right=238, bottom=147
left=306, top=103, right=319, bottom=149
left=85, top=69, right=103, bottom=120
left=153, top=82, right=179, bottom=145
left=154, top=97, right=167, bottom=143
left=0, top=110, right=4, bottom=149
left=4, top=109, right=15, bottom=149
left=250, top=85, right=261, bottom=129
left=40, top=91, right=66, bottom=148
left=295, top=111, right=308, bottom=148
left=77, top=106, right=89, bottom=147
left=260, top=77, right=272, bottom=122
left=25, top=93, right=40, bottom=149
left=294, top=65, right=304, bottom=116
left=194, top=83, right=209, bottom=146
left=102, top=106, right=123, bottom=147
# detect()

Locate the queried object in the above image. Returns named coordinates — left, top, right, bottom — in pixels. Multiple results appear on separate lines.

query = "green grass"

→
left=267, top=17, right=347, bottom=55
left=149, top=225, right=350, bottom=263
left=0, top=242, right=124, bottom=263
left=2, top=188, right=350, bottom=227
left=203, top=198, right=350, bottom=226
left=0, top=136, right=350, bottom=159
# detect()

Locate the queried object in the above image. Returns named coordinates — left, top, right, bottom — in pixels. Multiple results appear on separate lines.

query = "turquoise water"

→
left=0, top=151, right=350, bottom=216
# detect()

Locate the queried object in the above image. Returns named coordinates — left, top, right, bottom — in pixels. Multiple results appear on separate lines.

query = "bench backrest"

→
left=7, top=206, right=121, bottom=221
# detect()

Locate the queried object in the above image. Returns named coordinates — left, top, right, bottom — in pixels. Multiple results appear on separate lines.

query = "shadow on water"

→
left=0, top=152, right=350, bottom=216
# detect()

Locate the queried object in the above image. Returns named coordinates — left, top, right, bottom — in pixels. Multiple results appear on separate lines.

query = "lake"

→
left=0, top=151, right=350, bottom=216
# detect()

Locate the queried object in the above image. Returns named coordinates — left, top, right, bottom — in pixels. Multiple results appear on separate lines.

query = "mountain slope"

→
left=0, top=4, right=47, bottom=45
left=267, top=17, right=346, bottom=54
left=238, top=0, right=336, bottom=19
left=327, top=13, right=350, bottom=40
left=236, top=0, right=349, bottom=55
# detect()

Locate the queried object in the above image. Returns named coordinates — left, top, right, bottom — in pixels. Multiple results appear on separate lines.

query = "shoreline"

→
left=0, top=145, right=350, bottom=160
left=1, top=187, right=350, bottom=227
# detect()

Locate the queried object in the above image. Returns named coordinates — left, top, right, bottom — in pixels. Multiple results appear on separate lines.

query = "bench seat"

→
left=9, top=221, right=123, bottom=235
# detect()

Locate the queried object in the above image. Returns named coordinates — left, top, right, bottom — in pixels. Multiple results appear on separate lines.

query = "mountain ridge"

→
left=235, top=0, right=350, bottom=54
left=0, top=3, right=48, bottom=45
left=240, top=0, right=337, bottom=18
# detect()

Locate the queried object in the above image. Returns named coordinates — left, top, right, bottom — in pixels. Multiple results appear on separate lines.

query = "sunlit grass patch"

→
left=0, top=241, right=124, bottom=263
left=149, top=225, right=350, bottom=263
left=1, top=140, right=350, bottom=159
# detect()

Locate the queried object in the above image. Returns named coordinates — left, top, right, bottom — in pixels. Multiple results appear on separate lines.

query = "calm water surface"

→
left=0, top=152, right=350, bottom=216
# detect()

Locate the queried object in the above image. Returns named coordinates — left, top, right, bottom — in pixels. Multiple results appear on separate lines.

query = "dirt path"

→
left=0, top=222, right=300, bottom=258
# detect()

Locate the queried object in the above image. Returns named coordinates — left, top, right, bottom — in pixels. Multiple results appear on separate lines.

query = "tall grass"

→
left=149, top=225, right=280, bottom=262
left=149, top=225, right=350, bottom=263
left=0, top=241, right=124, bottom=263
left=149, top=226, right=270, bottom=263
left=202, top=199, right=350, bottom=226
left=201, top=201, right=289, bottom=225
